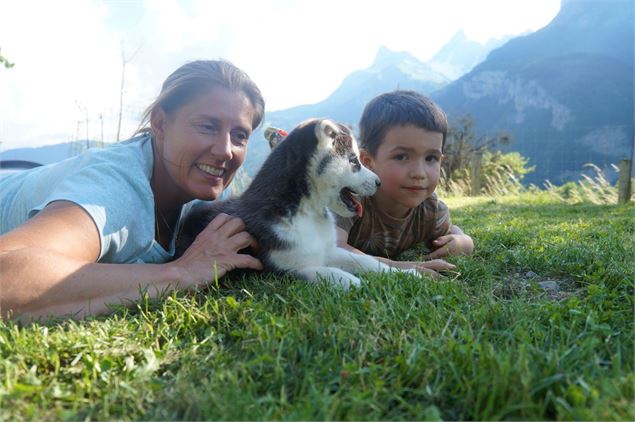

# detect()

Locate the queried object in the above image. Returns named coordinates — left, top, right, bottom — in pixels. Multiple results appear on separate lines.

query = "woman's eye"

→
left=199, top=124, right=217, bottom=133
left=426, top=155, right=440, bottom=162
left=231, top=131, right=249, bottom=145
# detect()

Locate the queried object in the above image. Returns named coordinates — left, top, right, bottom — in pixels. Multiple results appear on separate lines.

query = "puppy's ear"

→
left=315, top=119, right=339, bottom=148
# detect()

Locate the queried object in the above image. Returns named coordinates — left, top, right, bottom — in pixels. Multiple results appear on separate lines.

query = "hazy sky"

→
left=0, top=0, right=560, bottom=151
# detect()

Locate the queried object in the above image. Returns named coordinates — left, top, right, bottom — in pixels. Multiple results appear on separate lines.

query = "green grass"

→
left=1, top=193, right=633, bottom=420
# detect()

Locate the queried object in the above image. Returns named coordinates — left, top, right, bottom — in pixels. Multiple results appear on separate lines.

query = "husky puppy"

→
left=175, top=118, right=417, bottom=288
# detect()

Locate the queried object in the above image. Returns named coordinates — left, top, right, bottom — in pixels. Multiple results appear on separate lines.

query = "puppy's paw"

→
left=299, top=268, right=362, bottom=290
left=331, top=273, right=362, bottom=289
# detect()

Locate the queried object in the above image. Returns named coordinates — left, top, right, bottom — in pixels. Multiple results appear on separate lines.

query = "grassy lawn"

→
left=1, top=193, right=633, bottom=420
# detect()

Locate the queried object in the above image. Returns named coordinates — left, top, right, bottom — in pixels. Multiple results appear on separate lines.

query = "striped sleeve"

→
left=431, top=199, right=452, bottom=240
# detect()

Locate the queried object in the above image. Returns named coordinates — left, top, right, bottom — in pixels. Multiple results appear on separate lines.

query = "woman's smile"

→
left=195, top=163, right=225, bottom=177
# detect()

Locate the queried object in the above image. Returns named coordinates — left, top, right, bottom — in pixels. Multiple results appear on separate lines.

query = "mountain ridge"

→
left=431, top=0, right=634, bottom=184
left=5, top=2, right=631, bottom=186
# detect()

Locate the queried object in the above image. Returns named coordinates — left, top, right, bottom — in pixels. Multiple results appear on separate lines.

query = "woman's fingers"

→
left=206, top=213, right=249, bottom=236
left=206, top=212, right=233, bottom=231
left=228, top=231, right=260, bottom=252
left=174, top=212, right=265, bottom=286
left=234, top=254, right=264, bottom=271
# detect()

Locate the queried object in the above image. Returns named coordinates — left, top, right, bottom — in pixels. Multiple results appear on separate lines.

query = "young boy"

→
left=336, top=90, right=473, bottom=277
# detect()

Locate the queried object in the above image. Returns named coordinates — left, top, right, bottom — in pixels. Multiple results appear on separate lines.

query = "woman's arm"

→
left=0, top=201, right=261, bottom=320
left=335, top=227, right=454, bottom=277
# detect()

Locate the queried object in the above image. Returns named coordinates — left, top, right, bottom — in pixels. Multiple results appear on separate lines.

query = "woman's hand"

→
left=171, top=213, right=263, bottom=288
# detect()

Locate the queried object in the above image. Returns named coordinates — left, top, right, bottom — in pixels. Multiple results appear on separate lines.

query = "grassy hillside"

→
left=1, top=194, right=633, bottom=420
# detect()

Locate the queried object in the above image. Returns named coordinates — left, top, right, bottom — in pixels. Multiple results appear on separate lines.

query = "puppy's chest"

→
left=274, top=211, right=335, bottom=252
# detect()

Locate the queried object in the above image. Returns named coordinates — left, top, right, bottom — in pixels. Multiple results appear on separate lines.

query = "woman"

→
left=0, top=60, right=265, bottom=320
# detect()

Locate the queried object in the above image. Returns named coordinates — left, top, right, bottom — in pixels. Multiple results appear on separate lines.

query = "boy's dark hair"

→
left=359, top=90, right=448, bottom=156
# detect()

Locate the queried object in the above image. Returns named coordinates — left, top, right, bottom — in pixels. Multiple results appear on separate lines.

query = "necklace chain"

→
left=155, top=206, right=174, bottom=239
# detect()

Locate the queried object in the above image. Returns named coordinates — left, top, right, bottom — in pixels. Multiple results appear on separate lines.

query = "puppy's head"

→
left=309, top=119, right=380, bottom=217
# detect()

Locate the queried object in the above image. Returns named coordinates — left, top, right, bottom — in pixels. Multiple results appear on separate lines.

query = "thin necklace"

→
left=155, top=205, right=175, bottom=241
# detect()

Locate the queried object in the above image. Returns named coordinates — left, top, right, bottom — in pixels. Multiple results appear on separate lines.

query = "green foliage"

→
left=440, top=150, right=535, bottom=197
left=544, top=163, right=633, bottom=205
left=440, top=114, right=533, bottom=197
left=227, top=167, right=253, bottom=197
left=1, top=195, right=633, bottom=420
left=0, top=47, right=15, bottom=69
left=482, top=151, right=534, bottom=183
left=442, top=114, right=512, bottom=181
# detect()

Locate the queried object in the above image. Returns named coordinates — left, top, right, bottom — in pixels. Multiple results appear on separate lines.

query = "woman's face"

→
left=153, top=86, right=255, bottom=202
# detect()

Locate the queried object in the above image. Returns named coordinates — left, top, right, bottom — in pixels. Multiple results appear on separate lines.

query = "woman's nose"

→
left=211, top=132, right=233, bottom=160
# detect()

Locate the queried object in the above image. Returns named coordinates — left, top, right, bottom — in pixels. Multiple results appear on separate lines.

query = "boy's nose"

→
left=410, top=166, right=426, bottom=179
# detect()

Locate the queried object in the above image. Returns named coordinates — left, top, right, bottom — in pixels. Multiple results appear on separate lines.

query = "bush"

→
left=440, top=150, right=534, bottom=197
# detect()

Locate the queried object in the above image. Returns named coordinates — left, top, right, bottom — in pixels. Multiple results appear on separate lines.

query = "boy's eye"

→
left=393, top=154, right=408, bottom=161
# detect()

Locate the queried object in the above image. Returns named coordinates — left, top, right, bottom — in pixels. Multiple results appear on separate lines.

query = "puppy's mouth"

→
left=340, top=188, right=363, bottom=217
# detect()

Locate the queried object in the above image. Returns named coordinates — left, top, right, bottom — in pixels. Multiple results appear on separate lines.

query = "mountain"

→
left=431, top=0, right=634, bottom=184
left=246, top=47, right=451, bottom=174
left=428, top=30, right=514, bottom=80
left=7, top=2, right=631, bottom=187
left=0, top=141, right=102, bottom=165
left=1, top=47, right=451, bottom=178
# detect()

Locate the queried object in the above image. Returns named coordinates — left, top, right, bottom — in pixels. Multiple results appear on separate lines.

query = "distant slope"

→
left=428, top=30, right=514, bottom=80
left=0, top=141, right=102, bottom=165
left=245, top=47, right=451, bottom=175
left=7, top=2, right=630, bottom=187
left=431, top=0, right=634, bottom=184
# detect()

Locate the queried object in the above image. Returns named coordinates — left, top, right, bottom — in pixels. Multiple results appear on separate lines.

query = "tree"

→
left=442, top=113, right=512, bottom=182
left=441, top=114, right=534, bottom=195
left=116, top=41, right=141, bottom=141
left=0, top=48, right=15, bottom=69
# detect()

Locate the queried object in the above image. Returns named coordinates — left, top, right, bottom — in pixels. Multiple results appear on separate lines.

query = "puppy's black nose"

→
left=375, top=179, right=381, bottom=187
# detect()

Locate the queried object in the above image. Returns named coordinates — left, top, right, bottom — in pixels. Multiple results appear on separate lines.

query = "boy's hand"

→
left=426, top=233, right=474, bottom=259
left=390, top=259, right=455, bottom=279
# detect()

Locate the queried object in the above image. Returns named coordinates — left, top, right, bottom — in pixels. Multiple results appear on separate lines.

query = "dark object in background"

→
left=0, top=160, right=42, bottom=169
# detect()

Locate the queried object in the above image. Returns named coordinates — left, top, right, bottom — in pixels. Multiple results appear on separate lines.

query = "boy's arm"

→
left=425, top=224, right=474, bottom=260
left=335, top=227, right=454, bottom=277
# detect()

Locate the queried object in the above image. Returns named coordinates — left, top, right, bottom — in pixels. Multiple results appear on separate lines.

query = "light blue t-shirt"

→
left=0, top=133, right=193, bottom=264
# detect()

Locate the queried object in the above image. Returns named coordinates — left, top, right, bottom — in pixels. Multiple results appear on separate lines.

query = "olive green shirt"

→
left=335, top=193, right=452, bottom=259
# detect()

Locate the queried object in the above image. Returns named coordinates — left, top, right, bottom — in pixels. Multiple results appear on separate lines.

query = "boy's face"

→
left=361, top=125, right=443, bottom=218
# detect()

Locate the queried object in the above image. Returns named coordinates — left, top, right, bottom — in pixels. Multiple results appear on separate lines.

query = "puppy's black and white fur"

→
left=175, top=118, right=418, bottom=288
